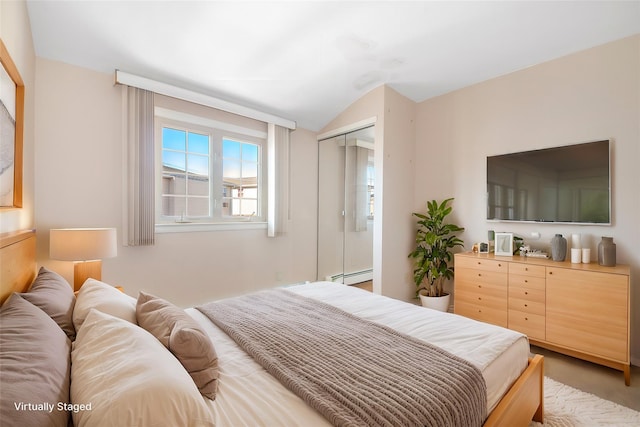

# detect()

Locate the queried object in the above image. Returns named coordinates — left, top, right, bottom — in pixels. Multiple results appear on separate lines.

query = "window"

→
left=222, top=139, right=260, bottom=217
left=156, top=111, right=266, bottom=226
left=161, top=127, right=211, bottom=219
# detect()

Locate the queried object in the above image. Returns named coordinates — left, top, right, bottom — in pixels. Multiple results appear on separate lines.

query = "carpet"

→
left=529, top=377, right=640, bottom=426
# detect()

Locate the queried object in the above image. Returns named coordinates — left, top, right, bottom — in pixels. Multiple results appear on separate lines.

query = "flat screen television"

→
left=487, top=140, right=610, bottom=224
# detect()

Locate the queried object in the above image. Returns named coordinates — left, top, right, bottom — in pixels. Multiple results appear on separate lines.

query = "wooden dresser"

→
left=454, top=252, right=631, bottom=385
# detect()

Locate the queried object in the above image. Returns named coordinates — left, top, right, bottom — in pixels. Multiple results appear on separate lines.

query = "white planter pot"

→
left=419, top=293, right=451, bottom=312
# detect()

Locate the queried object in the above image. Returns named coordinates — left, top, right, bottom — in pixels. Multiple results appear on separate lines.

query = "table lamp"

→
left=50, top=228, right=117, bottom=291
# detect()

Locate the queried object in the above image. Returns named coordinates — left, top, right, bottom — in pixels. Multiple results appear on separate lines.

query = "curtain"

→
left=354, top=146, right=370, bottom=232
left=124, top=87, right=155, bottom=246
left=267, top=124, right=290, bottom=237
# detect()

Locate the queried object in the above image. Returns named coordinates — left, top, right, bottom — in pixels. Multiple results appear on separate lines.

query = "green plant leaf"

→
left=409, top=198, right=464, bottom=297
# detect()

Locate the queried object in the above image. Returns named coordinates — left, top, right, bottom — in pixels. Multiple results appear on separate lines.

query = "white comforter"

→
left=186, top=282, right=529, bottom=427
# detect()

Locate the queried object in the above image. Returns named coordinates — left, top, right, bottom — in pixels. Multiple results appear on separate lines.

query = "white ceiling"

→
left=26, top=1, right=640, bottom=131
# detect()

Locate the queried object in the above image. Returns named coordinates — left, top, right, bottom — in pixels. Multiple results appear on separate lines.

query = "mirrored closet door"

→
left=317, top=126, right=374, bottom=285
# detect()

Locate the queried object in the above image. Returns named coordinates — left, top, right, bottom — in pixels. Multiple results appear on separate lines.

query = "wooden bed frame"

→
left=0, top=229, right=36, bottom=303
left=0, top=228, right=544, bottom=426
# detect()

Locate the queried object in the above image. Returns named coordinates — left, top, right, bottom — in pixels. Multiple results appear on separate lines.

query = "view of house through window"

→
left=158, top=116, right=265, bottom=224
left=161, top=127, right=211, bottom=219
left=222, top=139, right=259, bottom=217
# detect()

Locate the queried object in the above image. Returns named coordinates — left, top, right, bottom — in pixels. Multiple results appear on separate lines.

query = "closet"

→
left=317, top=126, right=375, bottom=285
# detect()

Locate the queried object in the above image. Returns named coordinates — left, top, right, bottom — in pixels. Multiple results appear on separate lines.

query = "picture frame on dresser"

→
left=494, top=232, right=513, bottom=256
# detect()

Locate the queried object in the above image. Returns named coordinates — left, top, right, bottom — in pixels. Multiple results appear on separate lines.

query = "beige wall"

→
left=33, top=58, right=319, bottom=307
left=0, top=0, right=36, bottom=233
left=415, top=35, right=640, bottom=364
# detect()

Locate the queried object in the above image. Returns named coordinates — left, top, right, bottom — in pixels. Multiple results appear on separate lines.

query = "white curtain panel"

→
left=124, top=87, right=155, bottom=246
left=267, top=124, right=290, bottom=237
left=355, top=146, right=369, bottom=232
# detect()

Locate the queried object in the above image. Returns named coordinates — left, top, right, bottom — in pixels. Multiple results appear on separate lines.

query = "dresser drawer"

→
left=457, top=269, right=508, bottom=287
left=455, top=301, right=508, bottom=328
left=509, top=296, right=545, bottom=315
left=508, top=274, right=545, bottom=291
left=508, top=284, right=545, bottom=304
left=455, top=255, right=508, bottom=273
left=457, top=278, right=507, bottom=298
left=508, top=310, right=545, bottom=340
left=509, top=262, right=546, bottom=278
left=456, top=288, right=507, bottom=311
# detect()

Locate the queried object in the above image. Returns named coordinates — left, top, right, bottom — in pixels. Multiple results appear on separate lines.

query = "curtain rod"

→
left=115, top=70, right=296, bottom=130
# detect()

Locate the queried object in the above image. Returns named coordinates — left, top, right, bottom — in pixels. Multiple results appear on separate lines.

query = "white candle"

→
left=571, top=248, right=581, bottom=263
left=571, top=233, right=581, bottom=249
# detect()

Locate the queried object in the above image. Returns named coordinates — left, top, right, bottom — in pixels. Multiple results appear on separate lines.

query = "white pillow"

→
left=72, top=279, right=136, bottom=330
left=71, top=309, right=215, bottom=427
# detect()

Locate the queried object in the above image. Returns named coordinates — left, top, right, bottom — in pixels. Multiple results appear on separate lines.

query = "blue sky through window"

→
left=162, top=127, right=209, bottom=176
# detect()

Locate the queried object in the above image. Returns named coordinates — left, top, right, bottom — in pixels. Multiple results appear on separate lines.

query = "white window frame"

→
left=155, top=108, right=268, bottom=232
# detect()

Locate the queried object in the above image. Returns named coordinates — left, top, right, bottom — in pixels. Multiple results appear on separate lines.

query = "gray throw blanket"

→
left=197, top=289, right=486, bottom=427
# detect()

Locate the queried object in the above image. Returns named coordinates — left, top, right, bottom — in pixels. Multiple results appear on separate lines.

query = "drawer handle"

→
left=524, top=279, right=528, bottom=283
left=478, top=297, right=482, bottom=301
left=478, top=273, right=482, bottom=277
left=524, top=304, right=528, bottom=307
left=478, top=285, right=482, bottom=289
left=498, top=263, right=502, bottom=267
left=549, top=271, right=553, bottom=275
left=525, top=267, right=529, bottom=271
left=525, top=291, right=528, bottom=295
left=477, top=261, right=481, bottom=265
left=525, top=317, right=529, bottom=321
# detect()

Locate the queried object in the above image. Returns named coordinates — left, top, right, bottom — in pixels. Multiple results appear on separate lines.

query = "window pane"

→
left=240, top=199, right=257, bottom=216
left=163, top=150, right=185, bottom=171
left=242, top=143, right=258, bottom=161
left=163, top=128, right=186, bottom=151
left=231, top=198, right=240, bottom=216
left=162, top=173, right=186, bottom=195
left=243, top=188, right=258, bottom=198
left=189, top=132, right=209, bottom=155
left=162, top=196, right=185, bottom=217
left=224, top=159, right=241, bottom=179
left=221, top=197, right=231, bottom=216
left=188, top=174, right=209, bottom=196
left=187, top=197, right=209, bottom=217
left=242, top=161, right=258, bottom=179
left=187, top=153, right=208, bottom=175
left=223, top=139, right=240, bottom=159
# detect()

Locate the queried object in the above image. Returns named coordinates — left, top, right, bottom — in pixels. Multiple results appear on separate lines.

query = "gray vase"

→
left=598, top=237, right=616, bottom=266
left=550, top=234, right=567, bottom=261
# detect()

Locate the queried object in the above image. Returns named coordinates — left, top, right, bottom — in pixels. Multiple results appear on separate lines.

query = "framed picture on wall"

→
left=0, top=39, right=25, bottom=208
left=495, top=232, right=514, bottom=256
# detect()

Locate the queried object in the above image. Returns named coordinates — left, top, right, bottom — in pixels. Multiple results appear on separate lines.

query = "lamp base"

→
left=74, top=260, right=102, bottom=292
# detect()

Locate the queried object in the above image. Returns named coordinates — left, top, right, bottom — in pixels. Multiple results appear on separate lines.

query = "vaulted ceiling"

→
left=26, top=1, right=640, bottom=131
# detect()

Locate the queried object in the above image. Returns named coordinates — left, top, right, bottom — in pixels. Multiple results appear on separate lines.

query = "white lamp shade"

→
left=50, top=228, right=117, bottom=261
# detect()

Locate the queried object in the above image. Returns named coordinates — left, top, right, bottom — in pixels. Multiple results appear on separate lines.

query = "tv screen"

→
left=487, top=140, right=610, bottom=224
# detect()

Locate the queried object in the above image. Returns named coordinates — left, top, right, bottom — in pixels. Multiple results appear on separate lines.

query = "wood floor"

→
left=352, top=281, right=373, bottom=292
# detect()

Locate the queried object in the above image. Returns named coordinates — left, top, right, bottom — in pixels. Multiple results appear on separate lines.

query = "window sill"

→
left=155, top=221, right=267, bottom=233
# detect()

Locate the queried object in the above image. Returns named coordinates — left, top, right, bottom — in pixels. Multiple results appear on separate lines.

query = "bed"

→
left=0, top=229, right=544, bottom=427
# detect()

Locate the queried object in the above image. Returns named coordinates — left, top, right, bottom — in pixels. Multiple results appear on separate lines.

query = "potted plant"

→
left=408, top=198, right=464, bottom=311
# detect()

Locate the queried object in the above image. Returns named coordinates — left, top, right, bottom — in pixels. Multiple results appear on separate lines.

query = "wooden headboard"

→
left=0, top=229, right=36, bottom=304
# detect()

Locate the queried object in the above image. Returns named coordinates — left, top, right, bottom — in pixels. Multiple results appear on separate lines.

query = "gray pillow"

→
left=0, top=293, right=71, bottom=427
left=136, top=291, right=219, bottom=399
left=21, top=266, right=76, bottom=340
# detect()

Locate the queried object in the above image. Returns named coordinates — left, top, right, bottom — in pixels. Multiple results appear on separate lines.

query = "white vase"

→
left=419, top=293, right=451, bottom=312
